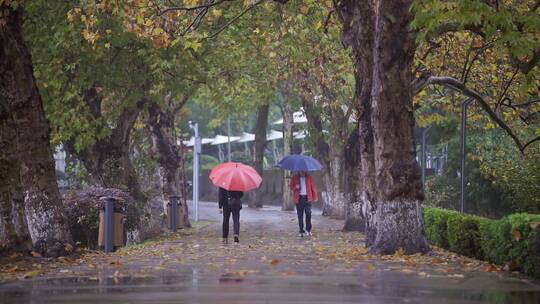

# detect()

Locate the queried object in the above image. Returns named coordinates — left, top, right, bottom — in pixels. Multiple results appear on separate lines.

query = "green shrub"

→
left=424, top=207, right=540, bottom=279
left=423, top=208, right=458, bottom=248
left=481, top=213, right=540, bottom=278
left=447, top=213, right=489, bottom=259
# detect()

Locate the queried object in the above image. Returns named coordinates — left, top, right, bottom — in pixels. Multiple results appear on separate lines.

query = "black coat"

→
left=218, top=187, right=228, bottom=209
left=218, top=188, right=244, bottom=210
left=227, top=191, right=243, bottom=210
left=228, top=191, right=244, bottom=200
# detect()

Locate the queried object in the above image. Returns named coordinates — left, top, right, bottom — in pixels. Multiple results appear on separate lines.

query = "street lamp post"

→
left=460, top=99, right=474, bottom=214
left=189, top=121, right=200, bottom=222
left=227, top=118, right=231, bottom=162
left=421, top=125, right=433, bottom=186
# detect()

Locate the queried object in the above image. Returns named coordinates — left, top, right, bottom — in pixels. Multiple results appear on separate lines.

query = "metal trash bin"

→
left=97, top=197, right=125, bottom=252
left=166, top=196, right=181, bottom=232
left=98, top=211, right=124, bottom=248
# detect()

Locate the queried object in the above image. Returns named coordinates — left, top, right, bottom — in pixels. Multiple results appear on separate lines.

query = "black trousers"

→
left=296, top=195, right=312, bottom=233
left=222, top=206, right=240, bottom=238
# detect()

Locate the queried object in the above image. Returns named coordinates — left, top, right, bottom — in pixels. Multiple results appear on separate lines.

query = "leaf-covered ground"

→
left=1, top=203, right=538, bottom=303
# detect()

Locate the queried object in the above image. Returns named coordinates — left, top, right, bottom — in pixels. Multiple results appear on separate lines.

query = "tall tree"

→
left=147, top=97, right=191, bottom=228
left=342, top=125, right=364, bottom=231
left=369, top=0, right=428, bottom=254
left=0, top=98, right=31, bottom=252
left=0, top=4, right=72, bottom=256
left=335, top=0, right=429, bottom=253
left=247, top=103, right=269, bottom=208
left=281, top=89, right=295, bottom=211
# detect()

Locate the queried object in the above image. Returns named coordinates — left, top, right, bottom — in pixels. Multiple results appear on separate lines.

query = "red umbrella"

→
left=209, top=162, right=262, bottom=192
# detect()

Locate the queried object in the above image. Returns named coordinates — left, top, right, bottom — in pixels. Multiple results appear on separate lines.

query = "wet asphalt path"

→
left=1, top=202, right=539, bottom=304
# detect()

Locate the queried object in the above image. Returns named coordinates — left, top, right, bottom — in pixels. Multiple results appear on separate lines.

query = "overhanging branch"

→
left=424, top=76, right=537, bottom=153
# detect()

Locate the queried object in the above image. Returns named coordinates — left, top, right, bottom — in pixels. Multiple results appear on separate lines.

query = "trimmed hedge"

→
left=424, top=208, right=540, bottom=279
left=424, top=208, right=457, bottom=248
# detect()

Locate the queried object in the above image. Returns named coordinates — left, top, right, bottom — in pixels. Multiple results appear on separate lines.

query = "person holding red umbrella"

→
left=218, top=187, right=243, bottom=244
left=210, top=162, right=262, bottom=244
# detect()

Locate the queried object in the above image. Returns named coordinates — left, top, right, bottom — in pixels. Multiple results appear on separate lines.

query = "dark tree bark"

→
left=281, top=92, right=295, bottom=211
left=0, top=5, right=72, bottom=256
left=147, top=100, right=190, bottom=228
left=0, top=101, right=31, bottom=252
left=302, top=98, right=347, bottom=219
left=298, top=70, right=347, bottom=219
left=247, top=103, right=269, bottom=208
left=369, top=0, right=429, bottom=254
left=336, top=0, right=429, bottom=253
left=301, top=96, right=329, bottom=165
left=65, top=88, right=146, bottom=203
left=342, top=125, right=364, bottom=232
left=336, top=0, right=377, bottom=241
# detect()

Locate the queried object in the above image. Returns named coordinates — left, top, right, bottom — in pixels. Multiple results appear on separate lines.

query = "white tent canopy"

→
left=266, top=129, right=283, bottom=141
left=237, top=132, right=255, bottom=143
left=181, top=137, right=215, bottom=147
left=210, top=134, right=240, bottom=145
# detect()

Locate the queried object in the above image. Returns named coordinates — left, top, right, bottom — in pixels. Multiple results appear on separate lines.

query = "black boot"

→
left=234, top=235, right=239, bottom=243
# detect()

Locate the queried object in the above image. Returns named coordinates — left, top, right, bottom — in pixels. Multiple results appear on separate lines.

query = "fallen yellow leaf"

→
left=23, top=270, right=40, bottom=279
left=366, top=264, right=375, bottom=272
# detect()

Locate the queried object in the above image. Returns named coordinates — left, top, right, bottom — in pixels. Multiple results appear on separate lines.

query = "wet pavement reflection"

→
left=2, top=266, right=539, bottom=303
left=1, top=202, right=539, bottom=303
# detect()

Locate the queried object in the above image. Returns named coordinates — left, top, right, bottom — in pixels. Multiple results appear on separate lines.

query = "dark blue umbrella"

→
left=276, top=154, right=323, bottom=172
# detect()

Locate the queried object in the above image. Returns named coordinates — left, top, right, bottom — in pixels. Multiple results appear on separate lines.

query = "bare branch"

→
left=158, top=0, right=230, bottom=16
left=495, top=67, right=519, bottom=110
left=323, top=9, right=335, bottom=34
left=425, top=76, right=526, bottom=152
left=202, top=0, right=264, bottom=40
left=510, top=48, right=540, bottom=74
left=523, top=136, right=540, bottom=151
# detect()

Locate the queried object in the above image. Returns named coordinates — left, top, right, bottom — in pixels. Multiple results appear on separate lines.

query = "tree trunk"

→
left=281, top=95, right=295, bottom=211
left=0, top=102, right=31, bottom=252
left=368, top=0, right=429, bottom=254
left=337, top=0, right=377, bottom=245
left=247, top=104, right=269, bottom=208
left=336, top=0, right=429, bottom=253
left=342, top=125, right=364, bottom=231
left=300, top=87, right=347, bottom=218
left=65, top=89, right=146, bottom=203
left=0, top=6, right=72, bottom=256
left=321, top=152, right=346, bottom=219
left=147, top=101, right=190, bottom=228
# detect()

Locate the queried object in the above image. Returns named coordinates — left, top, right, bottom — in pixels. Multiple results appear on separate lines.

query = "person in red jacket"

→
left=290, top=171, right=319, bottom=237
